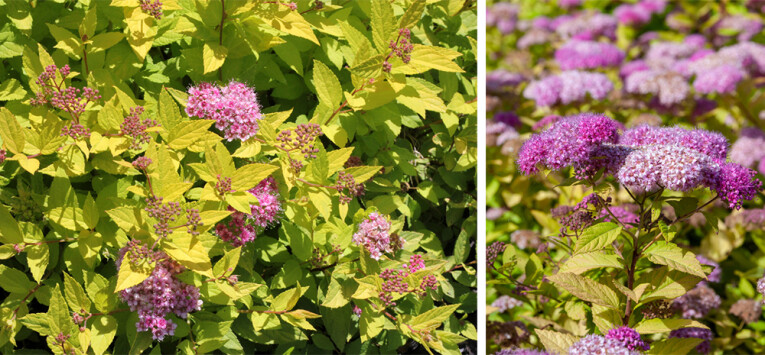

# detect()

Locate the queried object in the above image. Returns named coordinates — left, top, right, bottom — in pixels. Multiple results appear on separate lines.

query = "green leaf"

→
left=167, top=120, right=215, bottom=149
left=27, top=244, right=49, bottom=284
left=63, top=273, right=91, bottom=313
left=644, top=242, right=706, bottom=279
left=158, top=88, right=183, bottom=134
left=203, top=43, right=227, bottom=74
left=409, top=304, right=460, bottom=331
left=658, top=220, right=677, bottom=242
left=213, top=247, right=241, bottom=278
left=359, top=302, right=384, bottom=342
left=0, top=78, right=27, bottom=100
left=667, top=197, right=699, bottom=221
left=647, top=338, right=703, bottom=355
left=281, top=309, right=320, bottom=330
left=0, top=203, right=24, bottom=244
left=0, top=264, right=34, bottom=294
left=573, top=222, right=622, bottom=255
left=559, top=251, right=622, bottom=274
left=231, top=163, right=279, bottom=191
left=88, top=32, right=124, bottom=53
left=46, top=24, right=82, bottom=58
left=47, top=284, right=72, bottom=335
left=547, top=272, right=621, bottom=310
left=535, top=329, right=578, bottom=355
left=82, top=193, right=99, bottom=229
left=271, top=283, right=305, bottom=311
left=343, top=166, right=382, bottom=183
left=398, top=1, right=427, bottom=29
left=20, top=313, right=52, bottom=337
left=392, top=45, right=464, bottom=74
left=280, top=222, right=312, bottom=261
left=322, top=277, right=355, bottom=308
left=633, top=319, right=708, bottom=334
left=162, top=232, right=213, bottom=277
left=79, top=6, right=97, bottom=39
left=0, top=107, right=25, bottom=154
left=115, top=252, right=153, bottom=292
left=370, top=0, right=396, bottom=52
left=90, top=315, right=117, bottom=355
left=312, top=60, right=342, bottom=108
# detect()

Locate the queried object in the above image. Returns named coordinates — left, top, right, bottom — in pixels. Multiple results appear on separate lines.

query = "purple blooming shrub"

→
left=523, top=71, right=614, bottom=107
left=492, top=295, right=524, bottom=312
left=487, top=70, right=525, bottom=94
left=672, top=282, right=722, bottom=319
left=186, top=81, right=263, bottom=141
left=554, top=12, right=618, bottom=40
left=555, top=40, right=625, bottom=70
left=614, top=0, right=666, bottom=25
left=487, top=3, right=519, bottom=34
left=495, top=349, right=552, bottom=355
left=730, top=127, right=765, bottom=170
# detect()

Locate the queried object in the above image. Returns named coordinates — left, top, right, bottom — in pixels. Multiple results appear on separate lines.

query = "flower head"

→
left=568, top=334, right=641, bottom=355
left=186, top=81, right=262, bottom=141
left=352, top=212, right=396, bottom=260
left=555, top=40, right=625, bottom=70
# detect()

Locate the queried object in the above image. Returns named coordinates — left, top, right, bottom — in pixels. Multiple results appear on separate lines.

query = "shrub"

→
left=0, top=1, right=477, bottom=353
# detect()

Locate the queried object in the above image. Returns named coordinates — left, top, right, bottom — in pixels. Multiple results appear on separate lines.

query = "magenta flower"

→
left=523, top=71, right=613, bottom=107
left=352, top=212, right=397, bottom=260
left=605, top=327, right=650, bottom=351
left=555, top=40, right=625, bottom=70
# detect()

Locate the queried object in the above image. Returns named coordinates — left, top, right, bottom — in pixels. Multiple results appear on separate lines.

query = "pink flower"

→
left=186, top=81, right=263, bottom=142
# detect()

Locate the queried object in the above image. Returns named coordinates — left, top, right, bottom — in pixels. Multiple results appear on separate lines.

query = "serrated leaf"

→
left=0, top=264, right=34, bottom=293
left=20, top=313, right=52, bottom=336
left=64, top=273, right=91, bottom=313
left=644, top=242, right=706, bottom=279
left=409, top=304, right=461, bottom=331
left=0, top=78, right=27, bottom=100
left=88, top=32, right=124, bottom=53
left=647, top=337, right=703, bottom=355
left=167, top=120, right=215, bottom=149
left=312, top=60, right=342, bottom=108
left=547, top=272, right=621, bottom=310
left=90, top=315, right=117, bottom=355
left=158, top=88, right=182, bottom=133
left=559, top=251, right=622, bottom=274
left=0, top=203, right=24, bottom=244
left=343, top=166, right=381, bottom=183
left=574, top=222, right=622, bottom=255
left=213, top=247, right=241, bottom=278
left=370, top=0, right=395, bottom=52
left=536, top=329, right=578, bottom=355
left=115, top=253, right=152, bottom=292
left=230, top=163, right=279, bottom=191
left=0, top=107, right=25, bottom=154
left=27, top=244, right=49, bottom=284
left=392, top=45, right=464, bottom=74
left=203, top=43, right=227, bottom=74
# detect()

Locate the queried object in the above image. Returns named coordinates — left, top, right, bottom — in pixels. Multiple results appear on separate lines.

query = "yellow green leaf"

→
left=203, top=43, right=227, bottom=74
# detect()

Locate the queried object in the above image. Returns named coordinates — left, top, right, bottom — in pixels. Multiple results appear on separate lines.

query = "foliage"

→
left=0, top=0, right=477, bottom=353
left=487, top=0, right=765, bottom=354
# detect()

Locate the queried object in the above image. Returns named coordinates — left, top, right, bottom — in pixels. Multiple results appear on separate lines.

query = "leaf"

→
left=559, top=251, right=622, bottom=274
left=398, top=1, right=427, bottom=29
left=547, top=272, right=621, bottom=310
left=322, top=277, right=355, bottom=308
left=312, top=60, right=342, bottom=108
left=359, top=302, right=384, bottom=342
left=203, top=43, right=227, bottom=74
left=350, top=54, right=384, bottom=78
left=230, top=163, right=279, bottom=191
left=115, top=253, right=152, bottom=292
left=88, top=32, right=124, bottom=53
left=79, top=6, right=97, bottom=39
left=167, top=120, right=215, bottom=149
left=162, top=232, right=213, bottom=277
left=281, top=310, right=320, bottom=330
left=0, top=203, right=24, bottom=244
left=392, top=45, right=464, bottom=74
left=647, top=338, right=703, bottom=355
left=343, top=166, right=382, bottom=183
left=271, top=283, right=305, bottom=311
left=90, top=315, right=117, bottom=355
left=105, top=207, right=141, bottom=233
left=409, top=304, right=460, bottom=331
left=644, top=242, right=706, bottom=279
left=573, top=222, right=622, bottom=255
left=82, top=194, right=99, bottom=229
left=63, top=273, right=91, bottom=313
left=27, top=244, right=49, bottom=284
left=0, top=107, right=25, bottom=154
left=20, top=313, right=52, bottom=337
left=633, top=319, right=709, bottom=334
left=370, top=0, right=396, bottom=52
left=536, top=329, right=579, bottom=355
left=46, top=24, right=82, bottom=58
left=213, top=247, right=241, bottom=278
left=47, top=284, right=72, bottom=335
left=0, top=264, right=34, bottom=294
left=158, top=88, right=182, bottom=133
left=0, top=79, right=27, bottom=100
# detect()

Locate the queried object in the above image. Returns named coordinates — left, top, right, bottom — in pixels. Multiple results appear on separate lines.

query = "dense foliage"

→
left=486, top=1, right=765, bottom=354
left=0, top=0, right=477, bottom=354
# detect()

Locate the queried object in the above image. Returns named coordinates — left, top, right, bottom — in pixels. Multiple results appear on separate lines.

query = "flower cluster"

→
left=185, top=208, right=202, bottom=236
left=247, top=176, right=282, bottom=228
left=132, top=156, right=152, bottom=171
left=276, top=123, right=323, bottom=172
left=486, top=3, right=518, bottom=34
left=334, top=171, right=365, bottom=204
left=487, top=70, right=525, bottom=94
left=672, top=282, right=721, bottom=319
left=614, top=0, right=666, bottom=25
left=383, top=28, right=414, bottom=72
left=555, top=40, right=624, bottom=70
left=185, top=81, right=262, bottom=141
left=730, top=299, right=762, bottom=323
left=491, top=295, right=523, bottom=312
left=214, top=175, right=233, bottom=196
left=121, top=106, right=160, bottom=150
left=145, top=196, right=182, bottom=239
left=519, top=114, right=763, bottom=209
left=568, top=334, right=640, bottom=355
left=215, top=212, right=256, bottom=247
left=117, top=241, right=201, bottom=341
left=487, top=241, right=506, bottom=267
left=730, top=127, right=765, bottom=175
left=605, top=327, right=650, bottom=351
left=379, top=268, right=408, bottom=306
left=495, top=349, right=551, bottom=355
left=523, top=71, right=613, bottom=107
left=30, top=64, right=101, bottom=139
left=509, top=230, right=542, bottom=250
left=139, top=0, right=163, bottom=19
left=488, top=321, right=530, bottom=349
left=554, top=11, right=618, bottom=40
left=352, top=212, right=399, bottom=260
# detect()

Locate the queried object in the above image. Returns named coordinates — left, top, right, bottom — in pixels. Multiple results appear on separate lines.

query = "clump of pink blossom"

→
left=352, top=212, right=398, bottom=260
left=186, top=81, right=263, bottom=141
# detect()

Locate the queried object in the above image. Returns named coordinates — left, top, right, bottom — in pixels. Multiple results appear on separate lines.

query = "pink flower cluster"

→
left=554, top=40, right=624, bottom=70
left=334, top=171, right=365, bottom=204
left=139, top=0, right=163, bottom=19
left=185, top=81, right=263, bottom=141
left=553, top=12, right=618, bottom=41
left=605, top=326, right=650, bottom=351
left=383, top=28, right=414, bottom=72
left=215, top=177, right=282, bottom=247
left=523, top=71, right=613, bottom=107
left=352, top=212, right=400, bottom=260
left=121, top=106, right=160, bottom=150
left=519, top=115, right=763, bottom=209
left=730, top=127, right=765, bottom=175
left=614, top=0, right=666, bottom=25
left=568, top=334, right=640, bottom=355
left=117, top=241, right=201, bottom=341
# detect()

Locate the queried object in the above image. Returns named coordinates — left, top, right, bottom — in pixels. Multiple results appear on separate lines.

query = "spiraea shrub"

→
left=487, top=0, right=765, bottom=354
left=0, top=0, right=477, bottom=353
